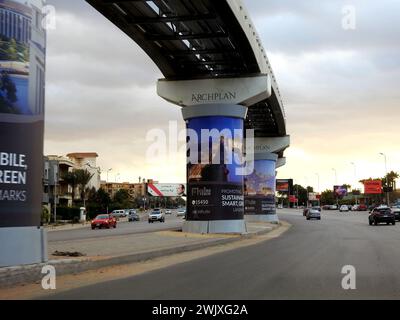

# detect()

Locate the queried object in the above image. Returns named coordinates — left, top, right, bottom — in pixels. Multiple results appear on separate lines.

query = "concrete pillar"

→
left=182, top=104, right=247, bottom=234
left=244, top=152, right=279, bottom=223
left=0, top=0, right=47, bottom=267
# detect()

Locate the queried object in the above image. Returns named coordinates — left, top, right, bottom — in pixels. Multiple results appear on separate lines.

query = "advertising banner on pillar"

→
left=186, top=116, right=244, bottom=221
left=244, top=160, right=276, bottom=215
left=0, top=0, right=46, bottom=228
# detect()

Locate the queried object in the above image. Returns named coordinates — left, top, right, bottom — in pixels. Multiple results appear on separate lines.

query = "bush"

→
left=41, top=206, right=50, bottom=225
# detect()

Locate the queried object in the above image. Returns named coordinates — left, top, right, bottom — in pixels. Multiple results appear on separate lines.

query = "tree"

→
left=62, top=171, right=78, bottom=202
left=75, top=169, right=94, bottom=207
left=385, top=171, right=399, bottom=190
left=113, top=189, right=132, bottom=209
left=320, top=190, right=335, bottom=205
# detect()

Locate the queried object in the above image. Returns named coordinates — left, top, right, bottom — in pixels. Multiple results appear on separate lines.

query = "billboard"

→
left=364, top=180, right=382, bottom=194
left=0, top=0, right=46, bottom=228
left=186, top=116, right=244, bottom=221
left=308, top=193, right=319, bottom=201
left=276, top=179, right=293, bottom=193
left=244, top=159, right=276, bottom=215
left=334, top=185, right=348, bottom=198
left=147, top=184, right=186, bottom=197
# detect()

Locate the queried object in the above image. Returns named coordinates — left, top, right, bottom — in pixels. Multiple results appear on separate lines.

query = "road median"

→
left=0, top=221, right=286, bottom=288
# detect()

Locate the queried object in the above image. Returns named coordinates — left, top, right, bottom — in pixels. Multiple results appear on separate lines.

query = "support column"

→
left=0, top=0, right=47, bottom=267
left=182, top=104, right=247, bottom=234
left=244, top=152, right=279, bottom=223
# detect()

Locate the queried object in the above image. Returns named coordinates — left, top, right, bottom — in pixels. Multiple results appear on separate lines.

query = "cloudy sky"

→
left=44, top=0, right=400, bottom=192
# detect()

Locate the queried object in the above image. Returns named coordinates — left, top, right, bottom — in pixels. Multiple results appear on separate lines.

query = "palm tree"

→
left=62, top=171, right=78, bottom=203
left=75, top=169, right=94, bottom=207
left=386, top=171, right=399, bottom=190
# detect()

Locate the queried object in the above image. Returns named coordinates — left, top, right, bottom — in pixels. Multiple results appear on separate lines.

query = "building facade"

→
left=67, top=152, right=101, bottom=191
left=43, top=155, right=74, bottom=212
left=101, top=181, right=147, bottom=200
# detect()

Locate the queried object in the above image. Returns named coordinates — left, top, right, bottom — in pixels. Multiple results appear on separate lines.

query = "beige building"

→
left=67, top=153, right=101, bottom=191
left=101, top=182, right=148, bottom=200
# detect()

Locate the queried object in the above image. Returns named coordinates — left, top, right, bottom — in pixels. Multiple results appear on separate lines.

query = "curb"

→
left=0, top=223, right=280, bottom=288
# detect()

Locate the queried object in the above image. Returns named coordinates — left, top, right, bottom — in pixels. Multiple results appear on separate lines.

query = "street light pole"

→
left=379, top=153, right=390, bottom=205
left=106, top=168, right=112, bottom=183
left=315, top=173, right=320, bottom=206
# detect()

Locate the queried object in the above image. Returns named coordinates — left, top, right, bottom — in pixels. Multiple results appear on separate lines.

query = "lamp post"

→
left=106, top=168, right=112, bottom=183
left=315, top=173, right=320, bottom=206
left=379, top=153, right=390, bottom=205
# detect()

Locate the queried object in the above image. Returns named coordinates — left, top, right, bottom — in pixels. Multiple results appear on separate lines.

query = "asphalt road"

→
left=45, top=209, right=400, bottom=299
left=48, top=213, right=184, bottom=242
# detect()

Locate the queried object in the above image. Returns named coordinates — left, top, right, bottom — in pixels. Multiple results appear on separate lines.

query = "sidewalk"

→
left=0, top=222, right=281, bottom=288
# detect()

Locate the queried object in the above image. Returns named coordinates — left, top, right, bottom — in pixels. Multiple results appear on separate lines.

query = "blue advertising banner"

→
left=245, top=159, right=276, bottom=215
left=186, top=116, right=244, bottom=221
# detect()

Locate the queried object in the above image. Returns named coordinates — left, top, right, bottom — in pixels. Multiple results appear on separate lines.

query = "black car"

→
left=368, top=207, right=395, bottom=226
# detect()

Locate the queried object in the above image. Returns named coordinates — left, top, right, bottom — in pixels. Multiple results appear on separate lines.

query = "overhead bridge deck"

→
left=87, top=0, right=287, bottom=141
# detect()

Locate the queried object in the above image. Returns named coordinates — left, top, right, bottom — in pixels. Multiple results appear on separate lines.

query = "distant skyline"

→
left=45, top=0, right=400, bottom=192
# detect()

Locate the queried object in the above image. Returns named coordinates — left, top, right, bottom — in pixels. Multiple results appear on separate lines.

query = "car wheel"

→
left=113, top=224, right=117, bottom=228
left=369, top=219, right=372, bottom=225
left=91, top=226, right=95, bottom=230
left=392, top=221, right=396, bottom=225
left=148, top=220, right=151, bottom=223
left=374, top=219, right=378, bottom=226
left=306, top=218, right=310, bottom=220
left=386, top=222, right=390, bottom=225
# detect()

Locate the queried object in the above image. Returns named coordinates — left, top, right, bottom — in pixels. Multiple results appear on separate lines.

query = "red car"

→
left=358, top=204, right=368, bottom=211
left=91, top=214, right=117, bottom=230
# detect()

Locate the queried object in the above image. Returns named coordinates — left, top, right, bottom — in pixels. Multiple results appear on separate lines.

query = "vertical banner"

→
left=0, top=0, right=46, bottom=227
left=186, top=116, right=244, bottom=221
left=244, top=159, right=276, bottom=215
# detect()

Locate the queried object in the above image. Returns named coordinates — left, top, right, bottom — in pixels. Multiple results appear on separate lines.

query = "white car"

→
left=148, top=209, right=165, bottom=223
left=111, top=209, right=127, bottom=218
left=177, top=208, right=186, bottom=217
left=339, top=205, right=349, bottom=212
left=165, top=209, right=172, bottom=215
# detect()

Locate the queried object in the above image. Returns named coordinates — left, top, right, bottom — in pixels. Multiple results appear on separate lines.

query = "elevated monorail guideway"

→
left=87, top=0, right=290, bottom=232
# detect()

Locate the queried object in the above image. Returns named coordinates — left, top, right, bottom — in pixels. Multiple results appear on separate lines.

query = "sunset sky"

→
left=44, top=0, right=400, bottom=193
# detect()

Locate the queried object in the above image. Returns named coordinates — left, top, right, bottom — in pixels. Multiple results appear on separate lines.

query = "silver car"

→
left=148, top=209, right=165, bottom=223
left=306, top=207, right=321, bottom=220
